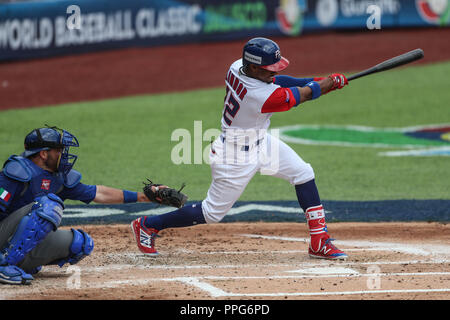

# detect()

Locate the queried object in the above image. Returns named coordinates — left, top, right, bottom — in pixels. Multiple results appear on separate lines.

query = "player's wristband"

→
left=306, top=81, right=321, bottom=100
left=123, top=190, right=138, bottom=203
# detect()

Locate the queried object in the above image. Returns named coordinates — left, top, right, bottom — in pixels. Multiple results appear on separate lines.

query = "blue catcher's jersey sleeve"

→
left=58, top=183, right=97, bottom=204
left=0, top=172, right=23, bottom=215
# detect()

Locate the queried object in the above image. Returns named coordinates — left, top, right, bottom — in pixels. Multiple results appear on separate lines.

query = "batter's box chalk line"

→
left=240, top=234, right=450, bottom=257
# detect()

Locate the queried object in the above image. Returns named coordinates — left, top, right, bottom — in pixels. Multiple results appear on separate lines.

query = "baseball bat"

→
left=347, top=48, right=424, bottom=81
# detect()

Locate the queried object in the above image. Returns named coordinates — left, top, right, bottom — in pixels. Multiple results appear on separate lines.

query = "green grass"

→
left=1, top=61, right=449, bottom=202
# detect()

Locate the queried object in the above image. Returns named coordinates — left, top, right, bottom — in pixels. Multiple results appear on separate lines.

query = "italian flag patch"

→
left=0, top=188, right=11, bottom=202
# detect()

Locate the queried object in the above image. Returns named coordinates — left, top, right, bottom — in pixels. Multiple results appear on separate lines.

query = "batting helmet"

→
left=242, top=37, right=289, bottom=72
left=22, top=126, right=79, bottom=175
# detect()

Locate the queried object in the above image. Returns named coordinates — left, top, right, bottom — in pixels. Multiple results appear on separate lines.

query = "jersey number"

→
left=223, top=91, right=240, bottom=126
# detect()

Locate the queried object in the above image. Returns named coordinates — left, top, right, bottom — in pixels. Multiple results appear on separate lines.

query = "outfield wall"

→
left=61, top=200, right=450, bottom=225
left=1, top=0, right=449, bottom=61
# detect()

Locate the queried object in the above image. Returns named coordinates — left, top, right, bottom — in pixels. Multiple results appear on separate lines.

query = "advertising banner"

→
left=0, top=0, right=448, bottom=61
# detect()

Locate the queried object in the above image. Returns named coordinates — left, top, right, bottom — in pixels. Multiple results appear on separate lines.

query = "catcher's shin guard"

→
left=52, top=229, right=94, bottom=267
left=131, top=217, right=160, bottom=256
left=0, top=194, right=64, bottom=266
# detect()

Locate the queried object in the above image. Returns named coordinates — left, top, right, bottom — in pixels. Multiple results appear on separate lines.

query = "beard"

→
left=44, top=153, right=60, bottom=172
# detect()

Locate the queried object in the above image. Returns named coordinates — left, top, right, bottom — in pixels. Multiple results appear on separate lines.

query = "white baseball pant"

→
left=201, top=132, right=315, bottom=224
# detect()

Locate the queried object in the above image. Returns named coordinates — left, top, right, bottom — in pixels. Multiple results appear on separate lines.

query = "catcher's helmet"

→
left=22, top=126, right=79, bottom=175
left=242, top=37, right=289, bottom=72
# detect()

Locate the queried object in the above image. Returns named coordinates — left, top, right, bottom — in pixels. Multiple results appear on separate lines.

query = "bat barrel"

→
left=375, top=48, right=424, bottom=70
left=347, top=48, right=424, bottom=81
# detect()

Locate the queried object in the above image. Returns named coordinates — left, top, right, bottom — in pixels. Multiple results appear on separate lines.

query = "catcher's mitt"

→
left=143, top=179, right=188, bottom=208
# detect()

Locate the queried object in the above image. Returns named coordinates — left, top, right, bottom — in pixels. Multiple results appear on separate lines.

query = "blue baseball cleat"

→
left=0, top=265, right=34, bottom=285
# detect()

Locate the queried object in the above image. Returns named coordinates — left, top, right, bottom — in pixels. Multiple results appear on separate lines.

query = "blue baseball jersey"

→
left=0, top=155, right=96, bottom=222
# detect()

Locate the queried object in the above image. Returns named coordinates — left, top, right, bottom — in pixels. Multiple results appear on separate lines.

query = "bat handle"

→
left=347, top=69, right=373, bottom=82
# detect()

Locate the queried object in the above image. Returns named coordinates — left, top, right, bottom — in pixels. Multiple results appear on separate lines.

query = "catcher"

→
left=0, top=126, right=184, bottom=285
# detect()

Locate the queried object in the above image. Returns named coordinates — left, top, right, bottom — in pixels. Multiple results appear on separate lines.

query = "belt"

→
left=220, top=135, right=264, bottom=151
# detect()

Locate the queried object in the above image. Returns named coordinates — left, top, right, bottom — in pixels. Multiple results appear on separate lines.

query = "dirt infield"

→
left=1, top=222, right=448, bottom=300
left=1, top=28, right=450, bottom=110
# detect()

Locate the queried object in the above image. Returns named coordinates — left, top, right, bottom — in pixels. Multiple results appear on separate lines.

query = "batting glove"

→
left=328, top=73, right=348, bottom=90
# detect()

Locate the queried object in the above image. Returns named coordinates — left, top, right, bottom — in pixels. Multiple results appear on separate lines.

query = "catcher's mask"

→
left=242, top=37, right=289, bottom=72
left=22, top=125, right=79, bottom=175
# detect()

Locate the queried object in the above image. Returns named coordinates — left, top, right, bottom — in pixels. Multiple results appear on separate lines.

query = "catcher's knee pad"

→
left=0, top=194, right=64, bottom=266
left=56, top=229, right=94, bottom=267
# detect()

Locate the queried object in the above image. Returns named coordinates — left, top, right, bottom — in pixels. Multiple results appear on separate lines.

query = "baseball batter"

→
left=132, top=37, right=349, bottom=260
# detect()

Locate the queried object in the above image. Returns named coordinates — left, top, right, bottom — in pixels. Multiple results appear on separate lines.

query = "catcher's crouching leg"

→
left=52, top=229, right=94, bottom=267
left=0, top=194, right=63, bottom=285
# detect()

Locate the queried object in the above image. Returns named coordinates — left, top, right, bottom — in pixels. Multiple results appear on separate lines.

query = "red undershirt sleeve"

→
left=261, top=87, right=301, bottom=113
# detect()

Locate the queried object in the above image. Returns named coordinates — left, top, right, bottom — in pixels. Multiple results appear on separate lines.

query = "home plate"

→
left=286, top=267, right=360, bottom=275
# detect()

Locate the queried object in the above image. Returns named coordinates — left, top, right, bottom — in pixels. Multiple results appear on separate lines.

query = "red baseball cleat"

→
left=130, top=217, right=160, bottom=256
left=309, top=233, right=348, bottom=260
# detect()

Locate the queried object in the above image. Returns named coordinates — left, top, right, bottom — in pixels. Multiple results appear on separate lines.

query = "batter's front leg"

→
left=295, top=180, right=348, bottom=260
left=260, top=134, right=347, bottom=260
